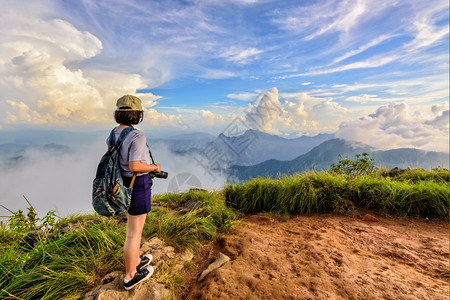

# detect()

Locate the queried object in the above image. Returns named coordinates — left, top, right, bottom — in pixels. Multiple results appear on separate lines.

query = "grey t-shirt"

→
left=106, top=127, right=151, bottom=177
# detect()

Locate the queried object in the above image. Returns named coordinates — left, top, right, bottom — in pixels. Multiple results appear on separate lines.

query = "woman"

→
left=109, top=94, right=161, bottom=290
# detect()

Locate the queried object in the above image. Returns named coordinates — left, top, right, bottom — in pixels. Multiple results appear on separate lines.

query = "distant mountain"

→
left=0, top=143, right=71, bottom=164
left=149, top=132, right=215, bottom=155
left=216, top=129, right=334, bottom=165
left=230, top=139, right=450, bottom=181
left=0, top=129, right=102, bottom=145
left=167, top=132, right=216, bottom=141
left=147, top=129, right=334, bottom=164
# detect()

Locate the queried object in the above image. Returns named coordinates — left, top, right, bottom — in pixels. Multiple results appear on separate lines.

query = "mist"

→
left=0, top=138, right=227, bottom=219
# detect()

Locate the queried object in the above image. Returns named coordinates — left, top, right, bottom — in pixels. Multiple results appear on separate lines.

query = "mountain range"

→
left=229, top=138, right=449, bottom=181
left=148, top=129, right=335, bottom=166
left=1, top=129, right=447, bottom=182
left=215, top=129, right=334, bottom=165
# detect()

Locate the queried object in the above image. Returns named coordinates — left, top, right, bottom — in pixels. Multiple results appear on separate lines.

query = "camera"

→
left=149, top=170, right=168, bottom=179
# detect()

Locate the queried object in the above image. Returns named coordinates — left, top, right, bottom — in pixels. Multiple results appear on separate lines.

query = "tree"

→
left=330, top=152, right=375, bottom=176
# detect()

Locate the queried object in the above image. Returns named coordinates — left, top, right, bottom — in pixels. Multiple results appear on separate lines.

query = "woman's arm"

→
left=129, top=161, right=161, bottom=173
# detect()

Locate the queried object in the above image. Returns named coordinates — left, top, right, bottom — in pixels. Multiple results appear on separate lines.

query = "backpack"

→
left=92, top=127, right=137, bottom=216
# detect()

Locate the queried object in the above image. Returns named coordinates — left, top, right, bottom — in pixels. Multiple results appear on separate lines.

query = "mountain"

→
left=146, top=129, right=334, bottom=164
left=216, top=129, right=334, bottom=165
left=229, top=139, right=450, bottom=181
left=0, top=143, right=72, bottom=165
left=0, top=129, right=102, bottom=145
left=149, top=132, right=215, bottom=155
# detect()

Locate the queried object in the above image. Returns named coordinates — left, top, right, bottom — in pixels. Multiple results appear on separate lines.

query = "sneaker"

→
left=136, top=254, right=152, bottom=271
left=123, top=266, right=154, bottom=290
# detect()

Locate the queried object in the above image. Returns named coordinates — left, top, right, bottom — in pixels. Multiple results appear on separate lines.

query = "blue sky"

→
left=0, top=0, right=448, bottom=151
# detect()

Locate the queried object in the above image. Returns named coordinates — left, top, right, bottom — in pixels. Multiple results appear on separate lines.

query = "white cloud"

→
left=336, top=102, right=449, bottom=152
left=145, top=108, right=184, bottom=128
left=345, top=94, right=380, bottom=103
left=200, top=68, right=236, bottom=79
left=227, top=92, right=259, bottom=101
left=276, top=0, right=392, bottom=41
left=245, top=87, right=348, bottom=135
left=219, top=46, right=263, bottom=65
left=292, top=54, right=399, bottom=77
left=331, top=34, right=396, bottom=65
left=274, top=0, right=448, bottom=84
left=404, top=0, right=449, bottom=52
left=199, top=110, right=225, bottom=126
left=0, top=7, right=168, bottom=127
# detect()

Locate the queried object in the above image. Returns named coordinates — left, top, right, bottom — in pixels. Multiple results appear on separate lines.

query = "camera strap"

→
left=147, top=144, right=156, bottom=164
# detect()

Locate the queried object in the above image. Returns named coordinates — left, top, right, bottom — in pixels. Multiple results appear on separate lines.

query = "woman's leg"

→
left=124, top=212, right=147, bottom=280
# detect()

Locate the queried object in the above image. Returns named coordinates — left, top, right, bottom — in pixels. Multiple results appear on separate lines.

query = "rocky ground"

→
left=83, top=213, right=449, bottom=300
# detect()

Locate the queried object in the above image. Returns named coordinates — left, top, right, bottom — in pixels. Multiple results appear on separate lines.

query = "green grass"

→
left=225, top=169, right=450, bottom=218
left=0, top=217, right=125, bottom=299
left=1, top=169, right=447, bottom=299
left=0, top=190, right=238, bottom=299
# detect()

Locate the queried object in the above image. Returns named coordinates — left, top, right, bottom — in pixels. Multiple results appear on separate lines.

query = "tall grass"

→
left=0, top=217, right=125, bottom=299
left=225, top=169, right=450, bottom=218
left=0, top=190, right=237, bottom=299
left=145, top=190, right=238, bottom=251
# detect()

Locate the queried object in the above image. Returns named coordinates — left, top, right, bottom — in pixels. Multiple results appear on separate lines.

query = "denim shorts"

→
left=123, top=174, right=152, bottom=215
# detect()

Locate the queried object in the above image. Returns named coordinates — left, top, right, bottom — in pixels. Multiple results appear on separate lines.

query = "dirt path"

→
left=185, top=214, right=449, bottom=300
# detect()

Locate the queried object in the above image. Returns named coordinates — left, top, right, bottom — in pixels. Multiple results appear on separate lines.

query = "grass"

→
left=0, top=190, right=238, bottom=299
left=225, top=169, right=450, bottom=218
left=1, top=168, right=448, bottom=299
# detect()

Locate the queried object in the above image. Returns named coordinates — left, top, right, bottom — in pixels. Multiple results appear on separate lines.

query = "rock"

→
left=362, top=214, right=380, bottom=222
left=198, top=252, right=230, bottom=282
left=82, top=276, right=170, bottom=300
left=101, top=271, right=121, bottom=284
left=83, top=236, right=190, bottom=299
left=180, top=249, right=194, bottom=262
left=174, top=249, right=194, bottom=271
left=140, top=237, right=166, bottom=259
left=164, top=246, right=176, bottom=258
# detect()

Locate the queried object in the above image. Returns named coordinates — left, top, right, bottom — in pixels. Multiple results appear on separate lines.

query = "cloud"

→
left=199, top=110, right=225, bottom=126
left=199, top=68, right=237, bottom=79
left=145, top=108, right=184, bottom=128
left=285, top=54, right=399, bottom=78
left=0, top=137, right=227, bottom=218
left=331, top=34, right=396, bottom=64
left=227, top=92, right=259, bottom=101
left=0, top=7, right=167, bottom=127
left=336, top=102, right=449, bottom=152
left=219, top=46, right=263, bottom=65
left=273, top=0, right=448, bottom=82
left=275, top=0, right=392, bottom=41
left=244, top=87, right=348, bottom=135
left=345, top=94, right=380, bottom=103
left=403, top=0, right=449, bottom=52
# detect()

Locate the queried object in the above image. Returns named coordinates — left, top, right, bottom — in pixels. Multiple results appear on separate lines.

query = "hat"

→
left=116, top=95, right=143, bottom=111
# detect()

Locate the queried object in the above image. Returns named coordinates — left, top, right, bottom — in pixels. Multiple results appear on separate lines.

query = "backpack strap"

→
left=109, top=126, right=135, bottom=149
left=109, top=127, right=137, bottom=188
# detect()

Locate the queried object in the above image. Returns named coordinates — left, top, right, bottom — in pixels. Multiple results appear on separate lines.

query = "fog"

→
left=0, top=139, right=227, bottom=219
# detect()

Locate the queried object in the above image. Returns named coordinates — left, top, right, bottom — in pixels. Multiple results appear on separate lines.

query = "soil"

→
left=183, top=214, right=449, bottom=300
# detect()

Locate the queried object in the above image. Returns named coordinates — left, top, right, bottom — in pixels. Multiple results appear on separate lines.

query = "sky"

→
left=0, top=0, right=449, bottom=152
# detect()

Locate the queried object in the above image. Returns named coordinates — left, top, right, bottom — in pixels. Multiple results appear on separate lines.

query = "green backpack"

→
left=92, top=127, right=137, bottom=216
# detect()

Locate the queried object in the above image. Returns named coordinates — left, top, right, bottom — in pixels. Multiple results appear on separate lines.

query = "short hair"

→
left=114, top=110, right=144, bottom=125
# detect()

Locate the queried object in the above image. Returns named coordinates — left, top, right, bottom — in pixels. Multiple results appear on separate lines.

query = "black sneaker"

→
left=136, top=254, right=152, bottom=271
left=123, top=266, right=154, bottom=290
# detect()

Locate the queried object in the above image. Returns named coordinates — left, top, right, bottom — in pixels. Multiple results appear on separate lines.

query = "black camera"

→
left=149, top=170, right=168, bottom=179
left=147, top=146, right=167, bottom=179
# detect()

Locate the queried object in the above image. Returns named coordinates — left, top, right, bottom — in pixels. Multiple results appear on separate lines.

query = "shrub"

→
left=330, top=152, right=376, bottom=176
